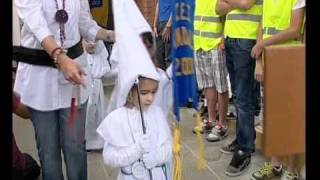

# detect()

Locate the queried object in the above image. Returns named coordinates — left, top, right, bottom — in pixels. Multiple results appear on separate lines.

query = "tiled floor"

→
left=13, top=83, right=269, bottom=180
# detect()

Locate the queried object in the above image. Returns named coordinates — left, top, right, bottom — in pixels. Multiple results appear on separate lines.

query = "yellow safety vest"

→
left=224, top=0, right=263, bottom=39
left=262, top=0, right=303, bottom=44
left=194, top=0, right=223, bottom=51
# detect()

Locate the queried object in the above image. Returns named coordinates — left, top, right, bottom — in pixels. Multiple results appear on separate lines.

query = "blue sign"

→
left=89, top=0, right=103, bottom=9
left=172, top=0, right=198, bottom=121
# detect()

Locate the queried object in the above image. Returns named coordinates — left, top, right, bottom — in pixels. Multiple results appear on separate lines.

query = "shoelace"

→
left=259, top=163, right=273, bottom=176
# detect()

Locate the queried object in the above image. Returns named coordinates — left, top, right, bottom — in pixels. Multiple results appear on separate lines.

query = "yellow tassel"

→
left=173, top=123, right=182, bottom=180
left=194, top=112, right=207, bottom=170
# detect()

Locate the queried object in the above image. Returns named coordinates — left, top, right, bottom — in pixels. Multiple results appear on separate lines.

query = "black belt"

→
left=13, top=39, right=84, bottom=68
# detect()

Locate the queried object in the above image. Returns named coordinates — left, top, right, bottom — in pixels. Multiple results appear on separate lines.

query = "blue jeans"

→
left=225, top=37, right=256, bottom=153
left=28, top=103, right=88, bottom=180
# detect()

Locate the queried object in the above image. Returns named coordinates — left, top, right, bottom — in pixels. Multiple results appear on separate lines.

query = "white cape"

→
left=97, top=106, right=172, bottom=180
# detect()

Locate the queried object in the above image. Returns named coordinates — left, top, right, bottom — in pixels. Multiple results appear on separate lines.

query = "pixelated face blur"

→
left=133, top=78, right=159, bottom=110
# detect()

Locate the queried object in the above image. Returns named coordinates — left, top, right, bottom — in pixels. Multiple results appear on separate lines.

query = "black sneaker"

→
left=225, top=150, right=251, bottom=177
left=220, top=141, right=239, bottom=154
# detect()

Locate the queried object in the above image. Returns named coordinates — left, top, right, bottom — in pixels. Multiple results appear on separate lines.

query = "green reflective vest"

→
left=194, top=0, right=223, bottom=51
left=262, top=0, right=303, bottom=44
left=224, top=0, right=263, bottom=39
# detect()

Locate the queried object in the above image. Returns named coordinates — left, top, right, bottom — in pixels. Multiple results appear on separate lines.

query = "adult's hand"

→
left=255, top=58, right=264, bottom=83
left=58, top=53, right=85, bottom=85
left=218, top=38, right=225, bottom=52
left=105, top=30, right=115, bottom=42
left=162, top=26, right=171, bottom=43
left=251, top=41, right=264, bottom=59
left=96, top=29, right=115, bottom=42
left=83, top=40, right=96, bottom=54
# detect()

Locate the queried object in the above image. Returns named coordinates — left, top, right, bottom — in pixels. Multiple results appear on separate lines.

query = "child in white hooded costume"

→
left=97, top=0, right=172, bottom=179
left=83, top=40, right=111, bottom=151
left=97, top=76, right=172, bottom=180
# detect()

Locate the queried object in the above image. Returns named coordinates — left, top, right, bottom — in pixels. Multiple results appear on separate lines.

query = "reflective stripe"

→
left=227, top=14, right=261, bottom=22
left=255, top=0, right=263, bottom=5
left=194, top=16, right=221, bottom=23
left=263, top=27, right=282, bottom=35
left=194, top=30, right=222, bottom=38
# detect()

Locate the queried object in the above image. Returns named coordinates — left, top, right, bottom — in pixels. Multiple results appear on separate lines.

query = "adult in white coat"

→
left=13, top=0, right=114, bottom=179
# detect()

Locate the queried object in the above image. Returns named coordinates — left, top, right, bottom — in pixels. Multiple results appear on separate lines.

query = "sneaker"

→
left=225, top=150, right=251, bottom=177
left=220, top=141, right=239, bottom=154
left=206, top=124, right=228, bottom=142
left=280, top=170, right=299, bottom=180
left=251, top=162, right=283, bottom=180
left=192, top=120, right=215, bottom=134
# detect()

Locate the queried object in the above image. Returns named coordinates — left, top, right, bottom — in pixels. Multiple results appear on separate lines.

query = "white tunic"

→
left=153, top=65, right=173, bottom=117
left=13, top=0, right=101, bottom=111
left=85, top=41, right=110, bottom=150
left=97, top=106, right=172, bottom=180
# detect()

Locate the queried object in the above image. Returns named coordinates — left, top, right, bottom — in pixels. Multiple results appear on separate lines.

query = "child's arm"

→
left=102, top=142, right=143, bottom=168
left=251, top=8, right=305, bottom=59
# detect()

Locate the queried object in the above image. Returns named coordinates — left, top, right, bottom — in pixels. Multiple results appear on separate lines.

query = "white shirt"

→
left=14, top=0, right=101, bottom=111
left=293, top=0, right=305, bottom=10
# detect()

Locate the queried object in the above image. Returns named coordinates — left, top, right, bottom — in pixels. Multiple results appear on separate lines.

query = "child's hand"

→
left=139, top=133, right=152, bottom=153
left=142, top=151, right=158, bottom=169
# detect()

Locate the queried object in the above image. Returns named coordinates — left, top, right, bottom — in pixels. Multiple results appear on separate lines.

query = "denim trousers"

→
left=156, top=20, right=172, bottom=70
left=28, top=102, right=87, bottom=180
left=225, top=37, right=256, bottom=153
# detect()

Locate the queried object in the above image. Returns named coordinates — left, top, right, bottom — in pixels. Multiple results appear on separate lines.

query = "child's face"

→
left=133, top=78, right=158, bottom=110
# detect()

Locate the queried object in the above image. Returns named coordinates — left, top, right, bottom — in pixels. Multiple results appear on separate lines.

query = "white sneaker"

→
left=206, top=124, right=228, bottom=142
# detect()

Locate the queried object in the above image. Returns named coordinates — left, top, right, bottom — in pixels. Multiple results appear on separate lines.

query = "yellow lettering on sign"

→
left=177, top=58, right=194, bottom=76
left=175, top=3, right=191, bottom=22
left=174, top=27, right=192, bottom=48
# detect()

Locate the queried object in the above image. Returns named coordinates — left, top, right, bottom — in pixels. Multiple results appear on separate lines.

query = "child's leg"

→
left=217, top=91, right=229, bottom=126
left=204, top=87, right=218, bottom=123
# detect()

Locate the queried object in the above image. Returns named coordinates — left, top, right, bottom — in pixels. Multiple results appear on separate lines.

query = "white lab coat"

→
left=97, top=106, right=172, bottom=180
left=14, top=0, right=100, bottom=111
left=85, top=41, right=110, bottom=150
